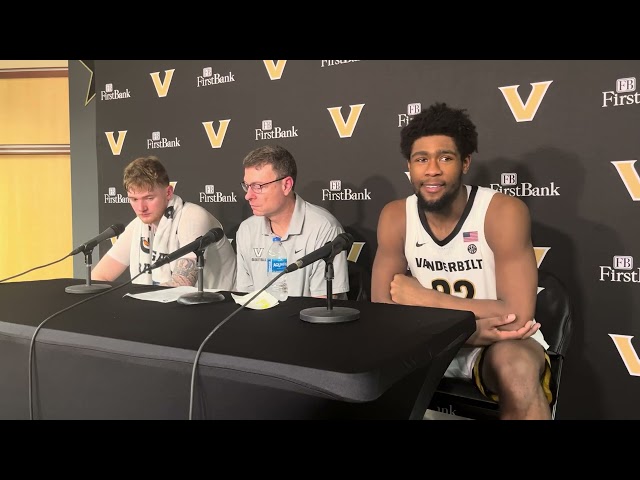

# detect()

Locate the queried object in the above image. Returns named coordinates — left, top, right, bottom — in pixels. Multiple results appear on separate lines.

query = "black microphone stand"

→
left=299, top=256, right=360, bottom=324
left=65, top=248, right=112, bottom=294
left=177, top=248, right=225, bottom=305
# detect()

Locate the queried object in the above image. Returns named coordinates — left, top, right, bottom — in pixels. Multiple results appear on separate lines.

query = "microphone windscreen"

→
left=203, top=227, right=224, bottom=244
left=111, top=223, right=126, bottom=236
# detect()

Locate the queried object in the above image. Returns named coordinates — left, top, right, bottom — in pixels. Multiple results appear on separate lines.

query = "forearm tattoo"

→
left=162, top=258, right=198, bottom=286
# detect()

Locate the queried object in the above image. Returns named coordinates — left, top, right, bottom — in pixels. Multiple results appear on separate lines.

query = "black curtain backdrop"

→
left=92, top=60, right=640, bottom=419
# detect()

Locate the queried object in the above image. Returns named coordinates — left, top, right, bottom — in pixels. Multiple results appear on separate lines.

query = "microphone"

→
left=285, top=233, right=353, bottom=273
left=70, top=224, right=126, bottom=256
left=150, top=227, right=224, bottom=270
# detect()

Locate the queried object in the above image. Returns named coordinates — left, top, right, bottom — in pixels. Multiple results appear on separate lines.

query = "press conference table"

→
left=0, top=279, right=475, bottom=420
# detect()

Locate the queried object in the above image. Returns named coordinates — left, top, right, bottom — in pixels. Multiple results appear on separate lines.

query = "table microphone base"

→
left=300, top=306, right=360, bottom=324
left=177, top=291, right=225, bottom=305
left=65, top=283, right=112, bottom=294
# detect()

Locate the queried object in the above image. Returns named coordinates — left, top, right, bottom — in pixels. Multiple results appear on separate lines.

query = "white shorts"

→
left=444, top=325, right=549, bottom=379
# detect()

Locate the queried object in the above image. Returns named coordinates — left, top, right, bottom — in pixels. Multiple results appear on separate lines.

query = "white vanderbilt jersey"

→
left=405, top=184, right=548, bottom=380
left=405, top=185, right=497, bottom=301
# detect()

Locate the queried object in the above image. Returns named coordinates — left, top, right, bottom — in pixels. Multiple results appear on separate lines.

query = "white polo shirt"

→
left=235, top=194, right=349, bottom=297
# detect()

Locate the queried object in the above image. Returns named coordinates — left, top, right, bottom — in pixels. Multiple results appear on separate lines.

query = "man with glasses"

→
left=235, top=144, right=349, bottom=299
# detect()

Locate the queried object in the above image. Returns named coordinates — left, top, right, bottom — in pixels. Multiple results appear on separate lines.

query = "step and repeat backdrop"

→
left=93, top=60, right=639, bottom=419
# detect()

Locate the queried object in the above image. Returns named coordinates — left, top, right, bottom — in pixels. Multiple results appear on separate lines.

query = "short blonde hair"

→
left=123, top=156, right=170, bottom=192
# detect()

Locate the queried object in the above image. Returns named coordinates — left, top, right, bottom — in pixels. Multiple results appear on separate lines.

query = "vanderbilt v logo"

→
left=499, top=80, right=553, bottom=122
left=609, top=334, right=640, bottom=376
left=533, top=246, right=550, bottom=268
left=611, top=160, right=640, bottom=201
left=150, top=69, right=175, bottom=98
left=105, top=131, right=127, bottom=155
left=263, top=60, right=287, bottom=80
left=347, top=242, right=365, bottom=263
left=202, top=120, right=231, bottom=148
left=328, top=104, right=365, bottom=138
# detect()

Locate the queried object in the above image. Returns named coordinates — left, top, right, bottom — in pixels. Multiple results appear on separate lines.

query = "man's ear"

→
left=283, top=176, right=294, bottom=195
left=166, top=184, right=174, bottom=199
left=462, top=155, right=472, bottom=174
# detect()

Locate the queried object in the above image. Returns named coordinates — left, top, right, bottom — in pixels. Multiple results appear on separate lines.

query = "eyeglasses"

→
left=240, top=176, right=287, bottom=193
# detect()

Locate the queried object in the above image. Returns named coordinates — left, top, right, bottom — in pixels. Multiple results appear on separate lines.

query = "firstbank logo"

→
left=602, top=77, right=639, bottom=108
left=499, top=80, right=553, bottom=122
left=147, top=131, right=181, bottom=149
left=320, top=60, right=360, bottom=68
left=328, top=104, right=365, bottom=138
left=322, top=180, right=371, bottom=201
left=100, top=83, right=131, bottom=101
left=104, top=187, right=130, bottom=204
left=105, top=130, right=127, bottom=155
left=609, top=334, right=640, bottom=376
left=611, top=160, right=640, bottom=201
left=398, top=103, right=422, bottom=127
left=255, top=119, right=298, bottom=141
left=489, top=172, right=560, bottom=197
left=197, top=67, right=235, bottom=87
left=198, top=184, right=237, bottom=203
left=599, top=255, right=640, bottom=283
left=150, top=69, right=175, bottom=97
left=202, top=120, right=231, bottom=148
left=263, top=60, right=287, bottom=80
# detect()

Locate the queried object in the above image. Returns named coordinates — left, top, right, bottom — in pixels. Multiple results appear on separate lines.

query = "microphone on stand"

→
left=149, top=227, right=223, bottom=270
left=148, top=227, right=226, bottom=305
left=65, top=224, right=126, bottom=294
left=285, top=233, right=353, bottom=273
left=287, top=233, right=360, bottom=324
left=69, top=224, right=126, bottom=256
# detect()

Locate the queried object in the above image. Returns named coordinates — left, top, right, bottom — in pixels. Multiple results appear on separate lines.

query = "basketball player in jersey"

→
left=371, top=102, right=552, bottom=419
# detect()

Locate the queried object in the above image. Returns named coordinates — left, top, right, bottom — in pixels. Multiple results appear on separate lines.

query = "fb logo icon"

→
left=108, top=187, right=116, bottom=196
left=105, top=83, right=113, bottom=92
left=408, top=103, right=421, bottom=115
left=501, top=173, right=517, bottom=186
left=203, top=67, right=212, bottom=77
left=152, top=131, right=160, bottom=141
left=205, top=185, right=215, bottom=194
left=262, top=120, right=272, bottom=130
left=329, top=180, right=341, bottom=191
left=616, top=77, right=636, bottom=93
left=613, top=256, right=633, bottom=270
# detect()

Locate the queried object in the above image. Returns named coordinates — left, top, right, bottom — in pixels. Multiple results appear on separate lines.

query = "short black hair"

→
left=400, top=102, right=478, bottom=160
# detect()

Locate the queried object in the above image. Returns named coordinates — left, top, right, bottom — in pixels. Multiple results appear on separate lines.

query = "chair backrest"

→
left=347, top=260, right=371, bottom=302
left=535, top=269, right=573, bottom=357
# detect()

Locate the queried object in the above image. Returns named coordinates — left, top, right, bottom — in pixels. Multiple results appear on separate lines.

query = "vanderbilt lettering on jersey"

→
left=415, top=258, right=484, bottom=272
left=405, top=185, right=498, bottom=300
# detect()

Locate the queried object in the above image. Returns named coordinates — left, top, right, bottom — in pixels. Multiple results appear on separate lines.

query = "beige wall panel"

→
left=0, top=77, right=70, bottom=144
left=0, top=60, right=68, bottom=69
left=0, top=155, right=73, bottom=281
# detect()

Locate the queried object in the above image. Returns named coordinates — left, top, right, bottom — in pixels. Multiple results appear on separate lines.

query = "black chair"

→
left=427, top=269, right=573, bottom=420
left=347, top=260, right=372, bottom=302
